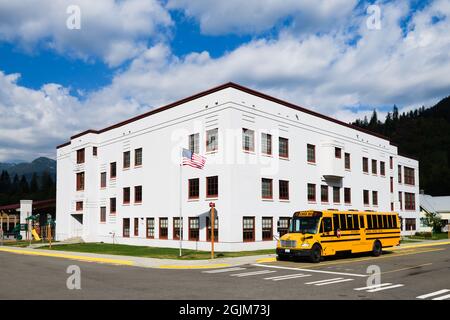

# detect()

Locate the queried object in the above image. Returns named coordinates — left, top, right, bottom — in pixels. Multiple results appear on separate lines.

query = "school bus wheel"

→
left=310, top=244, right=322, bottom=263
left=372, top=240, right=382, bottom=257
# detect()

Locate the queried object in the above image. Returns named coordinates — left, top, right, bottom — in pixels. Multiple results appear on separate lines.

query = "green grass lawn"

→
left=39, top=243, right=275, bottom=260
left=1, top=240, right=54, bottom=247
left=404, top=232, right=449, bottom=241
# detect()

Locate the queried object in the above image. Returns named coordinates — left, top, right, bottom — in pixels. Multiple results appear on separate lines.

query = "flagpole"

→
left=179, top=147, right=183, bottom=257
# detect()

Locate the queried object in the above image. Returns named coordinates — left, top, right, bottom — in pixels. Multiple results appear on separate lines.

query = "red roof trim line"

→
left=57, top=82, right=391, bottom=149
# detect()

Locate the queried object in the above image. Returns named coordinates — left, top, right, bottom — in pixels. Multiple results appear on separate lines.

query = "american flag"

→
left=182, top=148, right=206, bottom=169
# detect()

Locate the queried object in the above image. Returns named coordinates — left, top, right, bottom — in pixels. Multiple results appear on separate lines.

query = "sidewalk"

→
left=1, top=239, right=449, bottom=269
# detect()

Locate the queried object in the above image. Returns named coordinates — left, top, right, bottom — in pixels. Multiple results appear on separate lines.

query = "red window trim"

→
left=134, top=218, right=139, bottom=236
left=188, top=217, right=200, bottom=241
left=262, top=217, right=273, bottom=241
left=243, top=217, right=255, bottom=242
left=262, top=178, right=273, bottom=200
left=146, top=218, right=154, bottom=239
left=279, top=137, right=289, bottom=159
left=307, top=144, right=316, bottom=163
left=159, top=218, right=168, bottom=240
left=206, top=216, right=218, bottom=242
left=206, top=176, right=218, bottom=198
left=188, top=178, right=200, bottom=200
left=123, top=218, right=130, bottom=238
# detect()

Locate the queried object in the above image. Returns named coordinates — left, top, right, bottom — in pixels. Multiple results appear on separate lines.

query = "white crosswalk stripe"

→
left=315, top=278, right=354, bottom=286
left=264, top=274, right=312, bottom=281
left=230, top=270, right=276, bottom=277
left=203, top=267, right=246, bottom=274
left=305, top=278, right=343, bottom=285
left=354, top=283, right=393, bottom=291
left=366, top=284, right=404, bottom=292
left=417, top=289, right=450, bottom=300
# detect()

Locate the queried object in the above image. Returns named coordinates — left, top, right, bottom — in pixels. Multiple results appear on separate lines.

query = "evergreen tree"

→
left=29, top=172, right=39, bottom=194
left=0, top=170, right=11, bottom=193
left=19, top=175, right=29, bottom=194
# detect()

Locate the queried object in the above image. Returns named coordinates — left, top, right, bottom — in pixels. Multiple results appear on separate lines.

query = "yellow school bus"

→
left=276, top=210, right=401, bottom=263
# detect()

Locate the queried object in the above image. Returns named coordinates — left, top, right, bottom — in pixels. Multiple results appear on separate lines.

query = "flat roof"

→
left=57, top=82, right=395, bottom=149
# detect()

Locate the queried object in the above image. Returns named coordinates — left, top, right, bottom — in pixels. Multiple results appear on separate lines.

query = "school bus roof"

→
left=294, top=210, right=399, bottom=216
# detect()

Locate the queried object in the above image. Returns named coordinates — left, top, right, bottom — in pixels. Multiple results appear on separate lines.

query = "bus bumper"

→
left=276, top=248, right=311, bottom=258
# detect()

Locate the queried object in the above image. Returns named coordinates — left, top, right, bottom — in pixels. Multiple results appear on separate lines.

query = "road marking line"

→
left=0, top=247, right=134, bottom=266
left=366, top=284, right=404, bottom=292
left=433, top=294, right=450, bottom=300
left=305, top=278, right=343, bottom=284
left=272, top=274, right=312, bottom=281
left=381, top=263, right=432, bottom=275
left=158, top=264, right=231, bottom=269
left=252, top=263, right=367, bottom=277
left=256, top=257, right=277, bottom=263
left=264, top=273, right=310, bottom=280
left=315, top=278, right=354, bottom=286
left=417, top=289, right=450, bottom=299
left=203, top=267, right=246, bottom=273
left=354, top=283, right=393, bottom=291
left=230, top=270, right=276, bottom=277
left=390, top=241, right=450, bottom=250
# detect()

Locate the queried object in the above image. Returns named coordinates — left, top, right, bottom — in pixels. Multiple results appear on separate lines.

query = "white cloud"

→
left=167, top=0, right=358, bottom=35
left=0, top=0, right=172, bottom=66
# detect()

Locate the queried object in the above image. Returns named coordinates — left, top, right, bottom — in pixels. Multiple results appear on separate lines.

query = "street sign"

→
left=209, top=202, right=215, bottom=208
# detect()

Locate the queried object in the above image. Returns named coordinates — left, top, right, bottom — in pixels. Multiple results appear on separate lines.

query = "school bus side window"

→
left=367, top=215, right=372, bottom=229
left=352, top=214, right=359, bottom=230
left=377, top=215, right=383, bottom=229
left=383, top=215, right=388, bottom=229
left=359, top=215, right=365, bottom=228
left=339, top=214, right=347, bottom=230
left=333, top=214, right=340, bottom=231
left=322, top=217, right=332, bottom=233
left=346, top=214, right=353, bottom=230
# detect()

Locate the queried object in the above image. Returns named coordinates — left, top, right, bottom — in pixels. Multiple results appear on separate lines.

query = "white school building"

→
left=56, top=83, right=420, bottom=251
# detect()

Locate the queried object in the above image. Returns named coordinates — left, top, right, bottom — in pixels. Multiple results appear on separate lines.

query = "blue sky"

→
left=0, top=0, right=449, bottom=161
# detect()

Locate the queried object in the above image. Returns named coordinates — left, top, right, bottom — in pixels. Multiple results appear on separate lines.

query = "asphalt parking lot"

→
left=0, top=245, right=449, bottom=300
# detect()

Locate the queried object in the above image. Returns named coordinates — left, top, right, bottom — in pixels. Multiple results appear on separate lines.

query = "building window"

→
left=372, top=191, right=378, bottom=206
left=372, top=160, right=377, bottom=174
left=76, top=148, right=85, bottom=164
left=93, top=147, right=97, bottom=156
left=188, top=178, right=200, bottom=199
left=405, top=218, right=416, bottom=231
left=380, top=161, right=386, bottom=176
left=279, top=180, right=289, bottom=200
left=307, top=183, right=316, bottom=202
left=390, top=156, right=393, bottom=169
left=242, top=128, right=255, bottom=152
left=321, top=185, right=329, bottom=203
left=76, top=172, right=85, bottom=191
left=123, top=151, right=130, bottom=169
left=206, top=128, right=218, bottom=152
left=363, top=190, right=369, bottom=205
left=100, top=207, right=106, bottom=222
left=362, top=157, right=369, bottom=173
left=76, top=201, right=83, bottom=211
left=391, top=202, right=394, bottom=211
left=189, top=217, right=199, bottom=241
left=206, top=176, right=218, bottom=198
left=307, top=144, right=316, bottom=163
left=278, top=217, right=291, bottom=237
left=173, top=217, right=182, bottom=240
left=134, top=186, right=142, bottom=203
left=123, top=218, right=130, bottom=238
left=262, top=217, right=273, bottom=241
left=135, top=148, right=142, bottom=166
left=110, top=162, right=117, bottom=179
left=262, top=178, right=273, bottom=199
left=344, top=187, right=351, bottom=204
left=100, top=172, right=106, bottom=188
left=159, top=218, right=168, bottom=239
left=146, top=218, right=154, bottom=239
left=398, top=165, right=402, bottom=183
left=189, top=133, right=199, bottom=154
left=390, top=177, right=394, bottom=193
left=279, top=137, right=289, bottom=158
left=134, top=218, right=139, bottom=236
left=110, top=198, right=116, bottom=214
left=206, top=216, right=218, bottom=242
left=404, top=167, right=415, bottom=185
left=261, top=133, right=272, bottom=155
left=399, top=191, right=403, bottom=210
left=405, top=193, right=416, bottom=210
left=123, top=187, right=130, bottom=204
left=333, top=187, right=340, bottom=204
left=243, top=217, right=255, bottom=242
left=344, top=153, right=351, bottom=170
left=335, top=147, right=342, bottom=159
